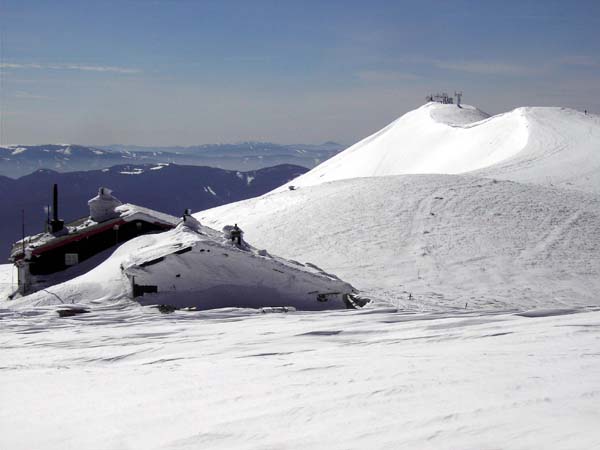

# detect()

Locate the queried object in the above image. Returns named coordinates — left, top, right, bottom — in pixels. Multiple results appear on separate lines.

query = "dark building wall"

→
left=28, top=221, right=171, bottom=276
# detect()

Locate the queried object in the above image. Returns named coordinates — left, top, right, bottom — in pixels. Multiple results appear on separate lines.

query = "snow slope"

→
left=278, top=103, right=600, bottom=194
left=14, top=160, right=598, bottom=312
left=199, top=174, right=600, bottom=311
left=473, top=107, right=600, bottom=193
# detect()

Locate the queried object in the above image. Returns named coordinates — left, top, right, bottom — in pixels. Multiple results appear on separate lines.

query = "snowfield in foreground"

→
left=1, top=304, right=599, bottom=450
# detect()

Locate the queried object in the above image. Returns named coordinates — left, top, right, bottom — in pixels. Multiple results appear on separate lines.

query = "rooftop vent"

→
left=88, top=187, right=123, bottom=223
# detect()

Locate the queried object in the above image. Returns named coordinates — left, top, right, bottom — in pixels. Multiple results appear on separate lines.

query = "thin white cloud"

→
left=14, top=91, right=54, bottom=100
left=356, top=70, right=421, bottom=83
left=0, top=63, right=141, bottom=74
left=223, top=56, right=272, bottom=63
left=419, top=56, right=600, bottom=76
left=432, top=60, right=535, bottom=76
left=389, top=56, right=537, bottom=76
left=557, top=55, right=600, bottom=68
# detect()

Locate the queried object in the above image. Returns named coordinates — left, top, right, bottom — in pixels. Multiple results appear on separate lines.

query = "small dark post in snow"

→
left=231, top=224, right=242, bottom=245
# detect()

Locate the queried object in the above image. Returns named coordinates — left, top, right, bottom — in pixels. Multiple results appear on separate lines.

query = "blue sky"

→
left=1, top=0, right=600, bottom=145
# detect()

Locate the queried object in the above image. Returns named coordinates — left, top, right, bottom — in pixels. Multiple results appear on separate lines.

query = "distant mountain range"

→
left=0, top=142, right=343, bottom=178
left=0, top=163, right=307, bottom=255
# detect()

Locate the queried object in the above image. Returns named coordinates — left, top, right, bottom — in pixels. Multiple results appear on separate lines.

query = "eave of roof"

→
left=10, top=204, right=179, bottom=262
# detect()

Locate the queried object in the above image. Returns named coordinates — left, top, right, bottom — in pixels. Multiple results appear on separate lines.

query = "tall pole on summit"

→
left=455, top=91, right=463, bottom=107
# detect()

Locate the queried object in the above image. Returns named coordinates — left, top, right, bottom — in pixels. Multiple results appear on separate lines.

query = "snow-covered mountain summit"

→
left=278, top=102, right=600, bottom=194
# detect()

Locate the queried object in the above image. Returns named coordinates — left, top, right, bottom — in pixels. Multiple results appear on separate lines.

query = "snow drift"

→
left=278, top=103, right=600, bottom=194
left=123, top=216, right=361, bottom=310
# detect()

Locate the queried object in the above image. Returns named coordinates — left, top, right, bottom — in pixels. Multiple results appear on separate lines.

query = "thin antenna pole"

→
left=21, top=209, right=25, bottom=257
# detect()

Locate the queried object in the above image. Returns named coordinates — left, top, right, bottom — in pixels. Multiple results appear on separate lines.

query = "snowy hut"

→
left=122, top=218, right=369, bottom=310
left=9, top=186, right=178, bottom=296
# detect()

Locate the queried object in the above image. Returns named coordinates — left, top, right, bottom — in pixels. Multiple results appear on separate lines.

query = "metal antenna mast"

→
left=455, top=91, right=463, bottom=107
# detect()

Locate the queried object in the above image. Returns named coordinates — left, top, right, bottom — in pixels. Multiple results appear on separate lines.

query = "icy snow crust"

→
left=278, top=103, right=600, bottom=194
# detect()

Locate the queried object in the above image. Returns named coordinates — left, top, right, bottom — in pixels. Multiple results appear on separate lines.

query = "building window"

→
left=65, top=253, right=79, bottom=266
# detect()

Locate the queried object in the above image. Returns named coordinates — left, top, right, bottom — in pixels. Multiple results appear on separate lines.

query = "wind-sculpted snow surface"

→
left=1, top=303, right=600, bottom=449
left=277, top=103, right=600, bottom=194
left=276, top=103, right=527, bottom=188
left=199, top=174, right=600, bottom=311
left=473, top=107, right=600, bottom=193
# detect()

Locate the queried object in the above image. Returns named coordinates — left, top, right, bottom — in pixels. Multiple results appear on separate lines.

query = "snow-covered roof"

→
left=10, top=202, right=179, bottom=262
left=123, top=219, right=347, bottom=286
left=116, top=204, right=179, bottom=228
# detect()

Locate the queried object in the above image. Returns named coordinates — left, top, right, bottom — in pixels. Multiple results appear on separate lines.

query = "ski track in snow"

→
left=199, top=174, right=600, bottom=312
